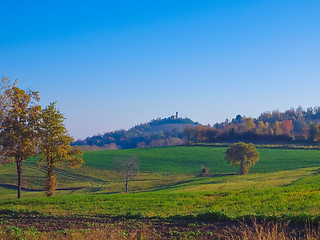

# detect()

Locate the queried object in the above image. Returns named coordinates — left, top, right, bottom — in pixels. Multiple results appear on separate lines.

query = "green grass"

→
left=81, top=146, right=320, bottom=173
left=0, top=168, right=319, bottom=218
left=0, top=146, right=319, bottom=220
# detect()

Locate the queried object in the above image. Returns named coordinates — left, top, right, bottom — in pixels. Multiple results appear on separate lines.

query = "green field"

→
left=0, top=146, right=320, bottom=220
left=82, top=146, right=320, bottom=173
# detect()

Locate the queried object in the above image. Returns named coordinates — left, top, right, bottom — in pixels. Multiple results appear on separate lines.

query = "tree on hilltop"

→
left=38, top=102, right=84, bottom=197
left=225, top=142, right=259, bottom=175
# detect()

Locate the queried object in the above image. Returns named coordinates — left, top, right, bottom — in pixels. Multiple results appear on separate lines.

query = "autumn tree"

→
left=241, top=117, right=256, bottom=132
left=225, top=142, right=259, bottom=175
left=256, top=121, right=269, bottom=135
left=0, top=78, right=17, bottom=164
left=0, top=86, right=41, bottom=198
left=206, top=128, right=219, bottom=142
left=194, top=125, right=208, bottom=143
left=313, top=123, right=320, bottom=143
left=116, top=155, right=139, bottom=193
left=0, top=78, right=16, bottom=124
left=309, top=122, right=319, bottom=142
left=38, top=102, right=84, bottom=197
left=273, top=121, right=282, bottom=136
left=279, top=120, right=294, bottom=137
left=184, top=126, right=195, bottom=145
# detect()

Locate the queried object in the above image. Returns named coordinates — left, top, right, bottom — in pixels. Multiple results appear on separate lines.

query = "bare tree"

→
left=116, top=155, right=139, bottom=193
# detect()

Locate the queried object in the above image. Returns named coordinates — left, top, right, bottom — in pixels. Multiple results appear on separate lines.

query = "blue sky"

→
left=1, top=0, right=319, bottom=139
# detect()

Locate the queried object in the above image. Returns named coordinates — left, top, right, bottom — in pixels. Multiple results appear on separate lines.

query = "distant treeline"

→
left=73, top=107, right=320, bottom=150
left=73, top=117, right=198, bottom=150
left=187, top=107, right=320, bottom=145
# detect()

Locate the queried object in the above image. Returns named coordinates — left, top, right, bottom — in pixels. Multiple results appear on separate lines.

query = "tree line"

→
left=0, top=78, right=83, bottom=198
left=186, top=108, right=320, bottom=145
left=75, top=107, right=320, bottom=151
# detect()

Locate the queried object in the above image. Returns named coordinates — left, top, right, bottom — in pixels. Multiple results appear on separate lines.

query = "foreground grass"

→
left=1, top=220, right=319, bottom=240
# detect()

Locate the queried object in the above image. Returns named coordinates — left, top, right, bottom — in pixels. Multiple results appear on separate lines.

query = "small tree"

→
left=0, top=86, right=41, bottom=198
left=38, top=102, right=84, bottom=197
left=225, top=142, right=259, bottom=175
left=116, top=155, right=139, bottom=193
left=198, top=165, right=209, bottom=177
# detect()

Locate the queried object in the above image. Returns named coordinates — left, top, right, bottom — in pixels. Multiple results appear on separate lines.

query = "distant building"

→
left=171, top=112, right=179, bottom=119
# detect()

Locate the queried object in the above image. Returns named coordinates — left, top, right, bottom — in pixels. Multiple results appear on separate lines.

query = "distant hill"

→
left=73, top=106, right=320, bottom=150
left=72, top=115, right=199, bottom=150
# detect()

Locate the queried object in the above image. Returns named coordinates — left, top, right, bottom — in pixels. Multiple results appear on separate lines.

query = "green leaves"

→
left=225, top=142, right=260, bottom=175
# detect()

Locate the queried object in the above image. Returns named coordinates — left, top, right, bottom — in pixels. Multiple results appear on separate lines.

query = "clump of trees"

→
left=0, top=78, right=83, bottom=198
left=73, top=117, right=198, bottom=149
left=185, top=108, right=320, bottom=145
left=75, top=106, right=320, bottom=151
left=225, top=142, right=259, bottom=175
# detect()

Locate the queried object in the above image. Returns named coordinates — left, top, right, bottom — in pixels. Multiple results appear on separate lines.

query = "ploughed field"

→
left=0, top=146, right=319, bottom=239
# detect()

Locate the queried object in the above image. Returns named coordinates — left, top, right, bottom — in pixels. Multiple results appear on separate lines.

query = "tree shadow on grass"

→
left=209, top=173, right=237, bottom=178
left=0, top=184, right=85, bottom=192
left=144, top=173, right=237, bottom=192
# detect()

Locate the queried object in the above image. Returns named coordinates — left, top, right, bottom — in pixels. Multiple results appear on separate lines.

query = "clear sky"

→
left=1, top=0, right=319, bottom=140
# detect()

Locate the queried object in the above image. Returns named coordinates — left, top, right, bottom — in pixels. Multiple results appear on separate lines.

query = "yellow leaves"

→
left=313, top=123, right=320, bottom=142
left=0, top=80, right=84, bottom=197
left=67, top=146, right=84, bottom=169
left=68, top=156, right=85, bottom=169
left=242, top=117, right=256, bottom=132
left=0, top=84, right=41, bottom=161
left=39, top=103, right=84, bottom=172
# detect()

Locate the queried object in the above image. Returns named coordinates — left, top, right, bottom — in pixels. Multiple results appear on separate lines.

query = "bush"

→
left=198, top=165, right=209, bottom=177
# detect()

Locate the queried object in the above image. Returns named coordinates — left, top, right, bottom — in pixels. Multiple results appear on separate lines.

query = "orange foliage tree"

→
left=38, top=102, right=84, bottom=197
left=0, top=85, right=41, bottom=198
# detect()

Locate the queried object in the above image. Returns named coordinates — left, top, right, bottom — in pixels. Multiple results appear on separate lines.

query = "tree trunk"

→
left=45, top=164, right=57, bottom=197
left=239, top=161, right=245, bottom=175
left=16, top=159, right=22, bottom=199
left=125, top=176, right=129, bottom=193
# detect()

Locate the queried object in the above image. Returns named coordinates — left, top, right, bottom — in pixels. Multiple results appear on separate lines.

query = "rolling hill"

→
left=73, top=115, right=199, bottom=150
left=1, top=146, right=320, bottom=201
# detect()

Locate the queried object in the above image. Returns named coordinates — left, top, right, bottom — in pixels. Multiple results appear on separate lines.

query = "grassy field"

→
left=0, top=146, right=319, bottom=239
left=1, top=146, right=320, bottom=200
left=82, top=146, right=320, bottom=173
left=0, top=146, right=319, bottom=217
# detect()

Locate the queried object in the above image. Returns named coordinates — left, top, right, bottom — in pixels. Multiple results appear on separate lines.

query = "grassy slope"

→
left=0, top=146, right=319, bottom=218
left=0, top=168, right=319, bottom=217
left=82, top=146, right=320, bottom=173
left=1, top=147, right=319, bottom=191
